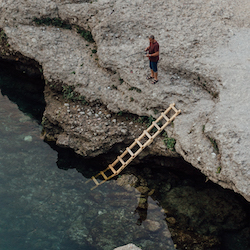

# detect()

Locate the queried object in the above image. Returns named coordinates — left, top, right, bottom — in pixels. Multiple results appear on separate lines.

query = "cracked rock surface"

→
left=0, top=0, right=250, bottom=201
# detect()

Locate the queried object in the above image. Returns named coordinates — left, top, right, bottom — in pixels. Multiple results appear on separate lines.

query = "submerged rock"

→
left=114, top=244, right=142, bottom=250
left=24, top=135, right=32, bottom=142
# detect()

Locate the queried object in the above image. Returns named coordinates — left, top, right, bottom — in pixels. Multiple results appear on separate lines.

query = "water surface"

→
left=0, top=68, right=174, bottom=250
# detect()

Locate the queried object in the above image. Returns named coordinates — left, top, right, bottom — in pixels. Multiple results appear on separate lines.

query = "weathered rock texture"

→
left=0, top=0, right=250, bottom=201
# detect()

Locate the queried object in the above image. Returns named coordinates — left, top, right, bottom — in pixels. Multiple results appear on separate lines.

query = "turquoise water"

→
left=0, top=66, right=250, bottom=250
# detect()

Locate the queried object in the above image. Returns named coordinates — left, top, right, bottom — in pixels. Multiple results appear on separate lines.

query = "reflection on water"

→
left=0, top=67, right=250, bottom=250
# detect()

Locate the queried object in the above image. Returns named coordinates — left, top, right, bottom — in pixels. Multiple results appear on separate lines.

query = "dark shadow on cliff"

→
left=0, top=60, right=45, bottom=123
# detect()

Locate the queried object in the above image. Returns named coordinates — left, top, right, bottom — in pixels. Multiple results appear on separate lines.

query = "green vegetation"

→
left=91, top=49, right=97, bottom=54
left=62, top=85, right=88, bottom=104
left=202, top=125, right=205, bottom=133
left=129, top=86, right=142, bottom=93
left=136, top=115, right=156, bottom=128
left=111, top=85, right=117, bottom=90
left=209, top=137, right=219, bottom=154
left=153, top=109, right=159, bottom=115
left=119, top=78, right=124, bottom=84
left=0, top=30, right=7, bottom=42
left=161, top=131, right=176, bottom=151
left=33, top=17, right=71, bottom=29
left=33, top=17, right=95, bottom=43
left=163, top=137, right=176, bottom=151
left=76, top=26, right=94, bottom=43
left=130, top=97, right=134, bottom=102
left=216, top=166, right=222, bottom=174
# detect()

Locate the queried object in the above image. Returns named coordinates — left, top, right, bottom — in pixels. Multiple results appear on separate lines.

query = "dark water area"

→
left=0, top=65, right=250, bottom=250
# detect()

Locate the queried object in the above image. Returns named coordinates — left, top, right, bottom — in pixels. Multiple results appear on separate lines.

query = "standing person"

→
left=145, top=35, right=159, bottom=84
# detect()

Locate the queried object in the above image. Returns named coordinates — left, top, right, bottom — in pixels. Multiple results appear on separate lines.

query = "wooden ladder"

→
left=86, top=103, right=181, bottom=190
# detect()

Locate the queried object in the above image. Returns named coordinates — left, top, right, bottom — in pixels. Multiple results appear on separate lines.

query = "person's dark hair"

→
left=149, top=35, right=154, bottom=39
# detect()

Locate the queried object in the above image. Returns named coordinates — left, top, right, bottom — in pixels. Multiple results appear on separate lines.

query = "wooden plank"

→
left=100, top=171, right=108, bottom=180
left=161, top=113, right=170, bottom=122
left=126, top=147, right=134, bottom=157
left=92, top=176, right=99, bottom=185
left=117, top=156, right=125, bottom=165
left=152, top=121, right=161, bottom=131
left=135, top=139, right=143, bottom=148
left=109, top=165, right=117, bottom=174
left=144, top=130, right=152, bottom=139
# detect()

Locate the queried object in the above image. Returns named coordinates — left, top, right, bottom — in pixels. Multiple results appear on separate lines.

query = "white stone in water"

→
left=24, top=135, right=32, bottom=142
left=19, top=116, right=31, bottom=123
left=114, top=244, right=142, bottom=250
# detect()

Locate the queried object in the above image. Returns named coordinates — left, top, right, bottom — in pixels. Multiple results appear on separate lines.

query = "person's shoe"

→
left=151, top=79, right=159, bottom=84
left=146, top=75, right=154, bottom=80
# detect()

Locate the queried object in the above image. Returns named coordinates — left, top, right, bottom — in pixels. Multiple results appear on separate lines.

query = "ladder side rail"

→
left=164, top=103, right=175, bottom=115
left=150, top=110, right=181, bottom=140
left=91, top=174, right=117, bottom=190
left=169, top=103, right=178, bottom=113
left=85, top=167, right=110, bottom=183
left=145, top=103, right=176, bottom=134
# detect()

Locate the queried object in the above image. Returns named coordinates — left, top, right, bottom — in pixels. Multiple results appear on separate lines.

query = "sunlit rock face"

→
left=0, top=0, right=250, bottom=201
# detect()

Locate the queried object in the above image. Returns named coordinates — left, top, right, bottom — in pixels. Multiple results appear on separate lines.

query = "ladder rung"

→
left=100, top=171, right=108, bottom=180
left=109, top=165, right=117, bottom=174
left=126, top=147, right=134, bottom=157
left=152, top=121, right=161, bottom=130
left=161, top=113, right=170, bottom=122
left=144, top=130, right=152, bottom=139
left=117, top=156, right=125, bottom=165
left=92, top=176, right=99, bottom=185
left=135, top=139, right=143, bottom=148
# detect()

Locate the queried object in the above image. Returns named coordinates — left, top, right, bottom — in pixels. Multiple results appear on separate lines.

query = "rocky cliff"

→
left=0, top=0, right=249, bottom=201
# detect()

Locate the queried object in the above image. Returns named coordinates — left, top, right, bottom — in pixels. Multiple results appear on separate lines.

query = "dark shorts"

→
left=150, top=61, right=158, bottom=72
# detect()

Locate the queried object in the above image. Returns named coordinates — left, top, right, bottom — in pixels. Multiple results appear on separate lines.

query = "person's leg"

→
left=151, top=62, right=158, bottom=82
left=149, top=61, right=154, bottom=78
left=154, top=72, right=158, bottom=81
